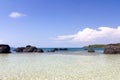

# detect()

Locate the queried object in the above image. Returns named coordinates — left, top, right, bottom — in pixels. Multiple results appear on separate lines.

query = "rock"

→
left=59, top=48, right=68, bottom=50
left=88, top=48, right=95, bottom=52
left=15, top=45, right=44, bottom=53
left=47, top=48, right=68, bottom=53
left=47, top=49, right=56, bottom=52
left=53, top=48, right=68, bottom=51
left=104, top=44, right=120, bottom=54
left=23, top=46, right=37, bottom=52
left=84, top=48, right=88, bottom=50
left=15, top=47, right=25, bottom=52
left=26, top=45, right=31, bottom=47
left=54, top=48, right=59, bottom=51
left=36, top=48, right=44, bottom=53
left=0, top=44, right=11, bottom=53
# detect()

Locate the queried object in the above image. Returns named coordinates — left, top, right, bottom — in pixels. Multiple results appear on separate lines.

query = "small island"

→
left=83, top=44, right=106, bottom=48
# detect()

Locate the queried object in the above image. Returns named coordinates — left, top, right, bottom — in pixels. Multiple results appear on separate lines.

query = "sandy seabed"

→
left=0, top=52, right=120, bottom=80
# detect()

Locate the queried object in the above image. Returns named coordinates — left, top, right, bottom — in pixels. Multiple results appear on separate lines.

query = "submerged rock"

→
left=104, top=44, right=120, bottom=54
left=84, top=48, right=88, bottom=50
left=59, top=48, right=68, bottom=50
left=47, top=48, right=68, bottom=52
left=0, top=44, right=11, bottom=53
left=16, top=45, right=44, bottom=53
left=53, top=48, right=68, bottom=51
left=36, top=48, right=44, bottom=53
left=47, top=49, right=56, bottom=52
left=88, top=48, right=95, bottom=52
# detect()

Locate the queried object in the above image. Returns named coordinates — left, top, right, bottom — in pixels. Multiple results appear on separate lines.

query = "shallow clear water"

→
left=0, top=51, right=120, bottom=80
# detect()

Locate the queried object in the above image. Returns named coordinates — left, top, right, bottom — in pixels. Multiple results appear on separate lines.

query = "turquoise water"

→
left=0, top=51, right=120, bottom=80
left=11, top=47, right=104, bottom=52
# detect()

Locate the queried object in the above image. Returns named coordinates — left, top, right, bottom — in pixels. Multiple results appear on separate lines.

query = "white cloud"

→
left=56, top=26, right=120, bottom=44
left=8, top=12, right=26, bottom=18
left=0, top=40, right=2, bottom=43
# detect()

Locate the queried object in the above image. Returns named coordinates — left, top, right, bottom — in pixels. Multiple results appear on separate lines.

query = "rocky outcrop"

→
left=23, top=46, right=37, bottom=52
left=88, top=48, right=95, bottom=52
left=15, top=47, right=25, bottom=52
left=47, top=49, right=56, bottom=52
left=104, top=44, right=120, bottom=54
left=37, top=48, right=44, bottom=53
left=0, top=44, right=11, bottom=53
left=47, top=48, right=68, bottom=52
left=15, top=45, right=43, bottom=53
left=53, top=48, right=68, bottom=51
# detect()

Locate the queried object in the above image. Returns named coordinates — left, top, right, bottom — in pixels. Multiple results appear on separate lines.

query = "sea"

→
left=0, top=48, right=120, bottom=80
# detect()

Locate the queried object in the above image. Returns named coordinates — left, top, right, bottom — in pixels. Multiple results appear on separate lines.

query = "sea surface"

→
left=0, top=50, right=120, bottom=80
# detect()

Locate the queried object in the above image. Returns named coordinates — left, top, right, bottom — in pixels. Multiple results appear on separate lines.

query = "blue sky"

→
left=0, top=0, right=120, bottom=47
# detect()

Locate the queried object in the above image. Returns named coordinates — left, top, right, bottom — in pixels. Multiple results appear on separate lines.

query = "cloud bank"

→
left=56, top=27, right=120, bottom=44
left=8, top=12, right=26, bottom=18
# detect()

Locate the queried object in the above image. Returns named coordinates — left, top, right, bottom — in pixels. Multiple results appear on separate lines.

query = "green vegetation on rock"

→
left=83, top=44, right=106, bottom=48
left=84, top=43, right=120, bottom=48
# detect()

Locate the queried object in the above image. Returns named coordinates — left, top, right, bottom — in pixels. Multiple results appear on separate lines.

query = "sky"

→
left=0, top=0, right=120, bottom=47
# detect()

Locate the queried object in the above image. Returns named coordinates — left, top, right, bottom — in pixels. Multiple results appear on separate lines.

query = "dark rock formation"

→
left=15, top=47, right=25, bottom=52
left=104, top=44, right=120, bottom=54
left=47, top=49, right=56, bottom=52
left=59, top=48, right=68, bottom=50
left=15, top=45, right=44, bottom=53
left=47, top=48, right=68, bottom=52
left=53, top=48, right=68, bottom=51
left=88, top=48, right=95, bottom=52
left=26, top=45, right=31, bottom=47
left=0, top=44, right=11, bottom=53
left=54, top=48, right=59, bottom=51
left=23, top=46, right=37, bottom=52
left=46, top=48, right=68, bottom=53
left=36, top=48, right=44, bottom=53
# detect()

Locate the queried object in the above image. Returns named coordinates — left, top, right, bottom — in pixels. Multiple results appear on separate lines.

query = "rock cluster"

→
left=15, top=45, right=44, bottom=53
left=0, top=44, right=11, bottom=53
left=104, top=44, right=120, bottom=54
